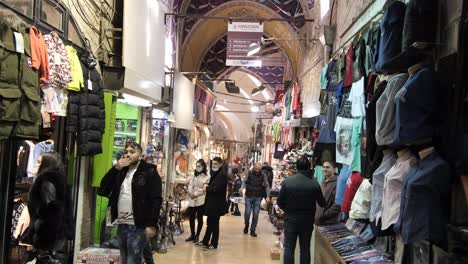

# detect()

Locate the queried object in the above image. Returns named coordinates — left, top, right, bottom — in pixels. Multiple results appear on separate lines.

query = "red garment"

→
left=274, top=89, right=285, bottom=104
left=292, top=83, right=300, bottom=111
left=341, top=171, right=363, bottom=213
left=29, top=26, right=49, bottom=82
left=343, top=43, right=354, bottom=87
left=365, top=73, right=377, bottom=103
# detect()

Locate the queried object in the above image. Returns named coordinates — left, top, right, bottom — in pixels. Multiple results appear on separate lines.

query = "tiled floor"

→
left=154, top=208, right=281, bottom=264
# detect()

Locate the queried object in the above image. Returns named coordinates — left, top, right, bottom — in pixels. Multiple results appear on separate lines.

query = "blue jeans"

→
left=244, top=196, right=262, bottom=233
left=117, top=224, right=146, bottom=264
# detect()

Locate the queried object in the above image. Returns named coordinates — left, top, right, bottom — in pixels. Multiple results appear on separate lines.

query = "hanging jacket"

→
left=0, top=9, right=41, bottom=141
left=66, top=52, right=105, bottom=155
left=187, top=172, right=210, bottom=207
left=29, top=26, right=49, bottom=82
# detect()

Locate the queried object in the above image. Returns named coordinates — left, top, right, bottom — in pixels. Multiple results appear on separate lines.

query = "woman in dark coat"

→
left=196, top=157, right=227, bottom=250
left=27, top=152, right=74, bottom=262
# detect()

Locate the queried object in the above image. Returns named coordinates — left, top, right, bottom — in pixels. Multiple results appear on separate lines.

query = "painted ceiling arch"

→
left=175, top=0, right=311, bottom=40
left=180, top=2, right=303, bottom=75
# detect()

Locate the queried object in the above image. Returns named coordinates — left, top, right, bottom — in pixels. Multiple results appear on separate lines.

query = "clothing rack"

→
left=331, top=10, right=384, bottom=60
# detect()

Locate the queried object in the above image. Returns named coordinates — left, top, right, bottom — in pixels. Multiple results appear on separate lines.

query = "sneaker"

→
left=250, top=232, right=258, bottom=237
left=243, top=225, right=249, bottom=234
left=192, top=236, right=199, bottom=243
left=195, top=241, right=206, bottom=247
left=185, top=235, right=195, bottom=242
left=203, top=245, right=217, bottom=251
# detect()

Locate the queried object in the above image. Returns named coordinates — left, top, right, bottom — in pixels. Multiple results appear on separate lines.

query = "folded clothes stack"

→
left=318, top=224, right=392, bottom=264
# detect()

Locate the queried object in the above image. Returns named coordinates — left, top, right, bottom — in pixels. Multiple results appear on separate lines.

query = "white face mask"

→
left=196, top=168, right=203, bottom=173
left=212, top=167, right=219, bottom=172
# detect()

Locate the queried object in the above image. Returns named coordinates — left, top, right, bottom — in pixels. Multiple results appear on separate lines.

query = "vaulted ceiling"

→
left=174, top=0, right=315, bottom=141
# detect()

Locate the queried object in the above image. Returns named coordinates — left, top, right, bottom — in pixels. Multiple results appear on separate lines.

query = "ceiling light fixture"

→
left=251, top=84, right=265, bottom=96
left=251, top=105, right=260, bottom=112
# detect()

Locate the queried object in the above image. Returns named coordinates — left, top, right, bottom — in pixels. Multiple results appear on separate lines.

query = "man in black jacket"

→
left=243, top=162, right=270, bottom=237
left=98, top=142, right=162, bottom=264
left=278, top=156, right=326, bottom=264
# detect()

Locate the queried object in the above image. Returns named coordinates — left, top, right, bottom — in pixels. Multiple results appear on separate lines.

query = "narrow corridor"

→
left=155, top=208, right=279, bottom=264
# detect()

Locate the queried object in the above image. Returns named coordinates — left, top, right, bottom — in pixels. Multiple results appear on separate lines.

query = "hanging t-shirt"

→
left=336, top=165, right=352, bottom=205
left=315, top=165, right=324, bottom=184
left=334, top=117, right=354, bottom=165
left=348, top=77, right=366, bottom=118
left=321, top=64, right=329, bottom=90
left=117, top=165, right=138, bottom=225
left=351, top=117, right=363, bottom=172
left=343, top=43, right=354, bottom=87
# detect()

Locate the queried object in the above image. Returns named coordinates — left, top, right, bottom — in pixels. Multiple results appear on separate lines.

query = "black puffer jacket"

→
left=66, top=53, right=105, bottom=155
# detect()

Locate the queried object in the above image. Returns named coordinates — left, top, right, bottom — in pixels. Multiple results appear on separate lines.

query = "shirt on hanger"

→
left=369, top=150, right=397, bottom=223
left=380, top=149, right=417, bottom=230
left=335, top=117, right=354, bottom=165
left=348, top=77, right=366, bottom=118
left=396, top=151, right=451, bottom=245
left=341, top=172, right=363, bottom=213
left=350, top=179, right=372, bottom=220
left=66, top=45, right=84, bottom=92
left=375, top=73, right=409, bottom=146
left=336, top=165, right=352, bottom=205
left=351, top=117, right=363, bottom=172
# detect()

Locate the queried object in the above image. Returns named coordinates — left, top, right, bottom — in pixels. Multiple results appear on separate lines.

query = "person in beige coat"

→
left=186, top=159, right=210, bottom=243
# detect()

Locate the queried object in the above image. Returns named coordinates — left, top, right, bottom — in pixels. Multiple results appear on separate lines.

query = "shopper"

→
left=315, top=161, right=341, bottom=226
left=278, top=156, right=326, bottom=264
left=186, top=159, right=210, bottom=243
left=98, top=142, right=162, bottom=264
left=197, top=157, right=228, bottom=250
left=243, top=162, right=270, bottom=237
left=226, top=168, right=236, bottom=214
left=230, top=168, right=242, bottom=216
left=27, top=152, right=74, bottom=262
left=262, top=162, right=274, bottom=188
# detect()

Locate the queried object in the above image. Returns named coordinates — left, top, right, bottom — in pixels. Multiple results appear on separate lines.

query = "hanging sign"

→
left=226, top=22, right=263, bottom=67
left=257, top=112, right=273, bottom=119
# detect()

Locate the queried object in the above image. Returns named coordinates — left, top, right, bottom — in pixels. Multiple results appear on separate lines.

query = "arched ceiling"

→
left=179, top=2, right=305, bottom=75
left=176, top=0, right=309, bottom=40
left=213, top=70, right=276, bottom=142
left=175, top=0, right=316, bottom=141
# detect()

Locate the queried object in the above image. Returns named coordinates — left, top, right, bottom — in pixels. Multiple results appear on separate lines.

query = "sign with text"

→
left=226, top=22, right=263, bottom=67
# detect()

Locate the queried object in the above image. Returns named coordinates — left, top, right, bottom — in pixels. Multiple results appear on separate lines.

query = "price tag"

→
left=13, top=32, right=24, bottom=54
left=88, top=79, right=93, bottom=91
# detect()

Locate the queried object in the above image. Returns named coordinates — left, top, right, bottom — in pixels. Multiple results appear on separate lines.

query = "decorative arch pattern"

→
left=176, top=0, right=309, bottom=39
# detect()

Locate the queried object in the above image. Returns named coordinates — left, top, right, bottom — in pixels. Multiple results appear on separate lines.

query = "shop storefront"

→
left=0, top=0, right=107, bottom=262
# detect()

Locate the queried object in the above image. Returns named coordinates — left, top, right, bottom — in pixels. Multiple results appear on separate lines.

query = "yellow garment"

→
left=65, top=45, right=84, bottom=91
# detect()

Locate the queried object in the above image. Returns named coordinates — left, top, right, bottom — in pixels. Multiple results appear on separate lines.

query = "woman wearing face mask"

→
left=186, top=159, right=210, bottom=243
left=196, top=157, right=228, bottom=250
left=27, top=152, right=74, bottom=262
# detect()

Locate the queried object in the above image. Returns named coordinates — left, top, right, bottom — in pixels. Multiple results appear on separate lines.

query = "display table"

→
left=314, top=228, right=345, bottom=264
left=316, top=224, right=391, bottom=263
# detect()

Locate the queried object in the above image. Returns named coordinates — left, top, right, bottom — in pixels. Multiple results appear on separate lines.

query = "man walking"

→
left=278, top=156, right=326, bottom=264
left=98, top=142, right=162, bottom=264
left=243, top=162, right=270, bottom=237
